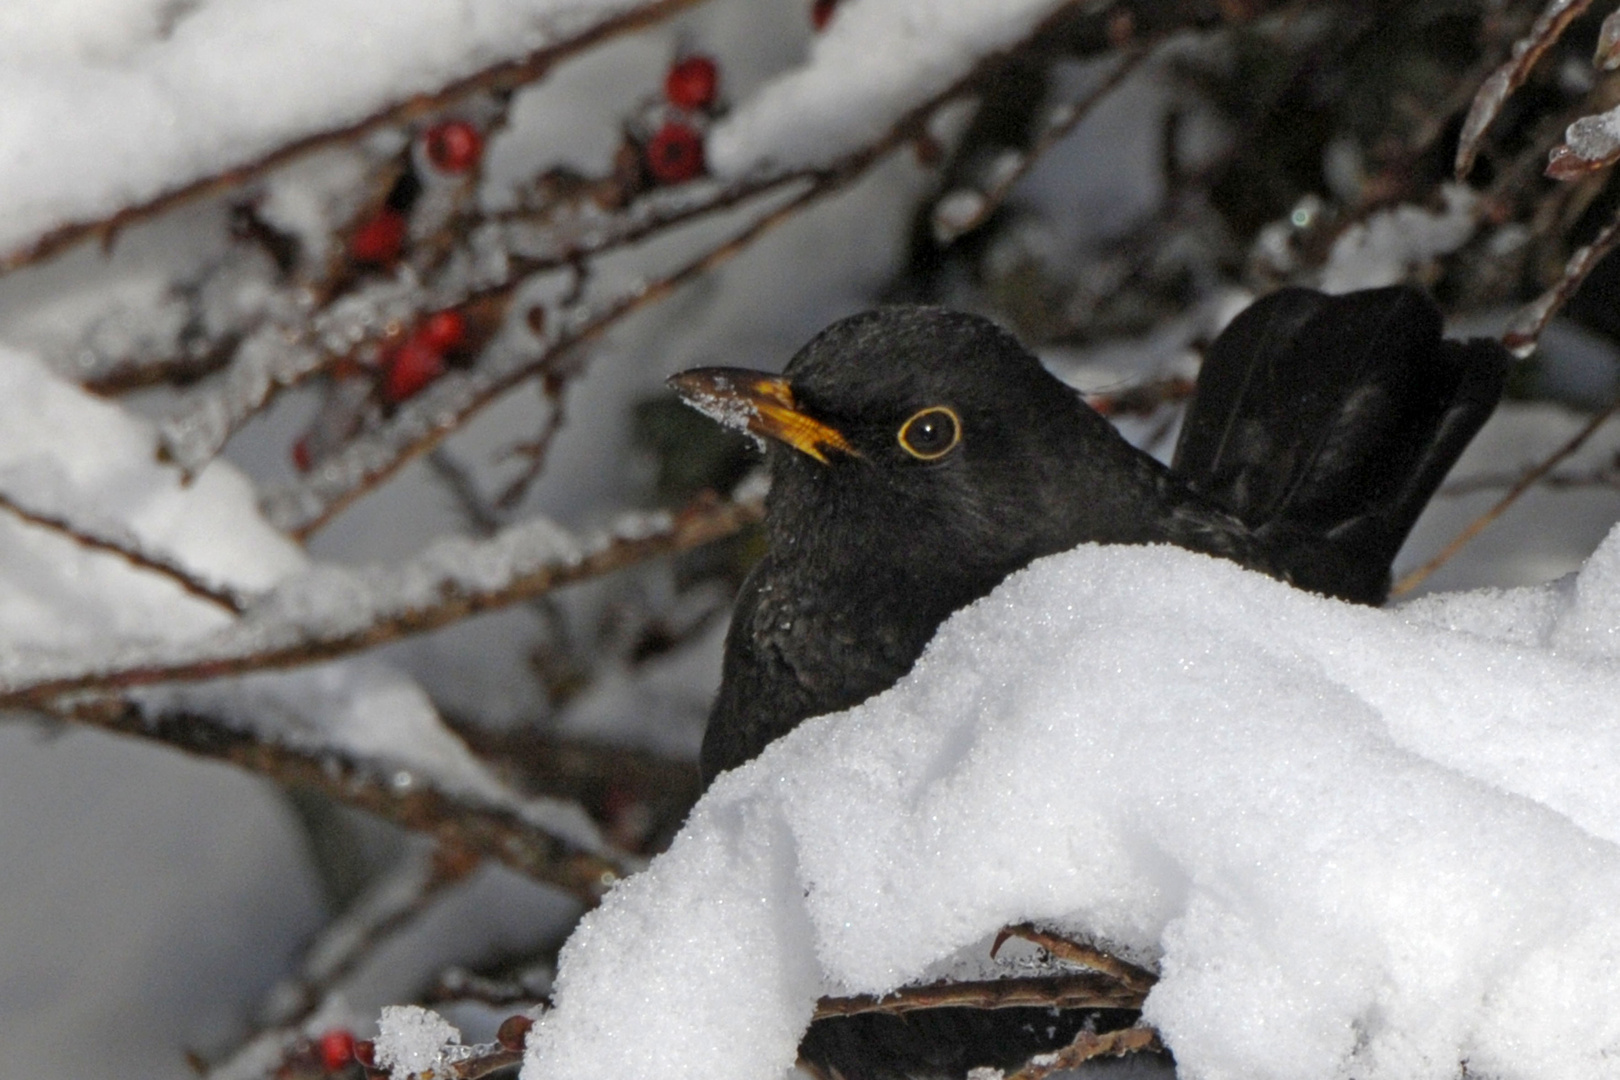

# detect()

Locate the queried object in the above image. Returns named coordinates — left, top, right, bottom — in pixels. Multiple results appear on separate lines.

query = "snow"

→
left=0, top=323, right=571, bottom=846
left=1318, top=184, right=1479, bottom=293
left=3, top=0, right=1619, bottom=1077
left=708, top=0, right=1071, bottom=175
left=0, top=0, right=656, bottom=255
left=377, top=1004, right=466, bottom=1080
left=529, top=531, right=1620, bottom=1080
left=0, top=343, right=303, bottom=656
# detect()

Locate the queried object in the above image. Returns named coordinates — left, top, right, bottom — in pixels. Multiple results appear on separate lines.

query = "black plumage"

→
left=671, top=286, right=1507, bottom=785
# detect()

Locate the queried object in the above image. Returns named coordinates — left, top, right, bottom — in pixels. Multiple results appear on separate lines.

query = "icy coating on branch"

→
left=527, top=533, right=1620, bottom=1080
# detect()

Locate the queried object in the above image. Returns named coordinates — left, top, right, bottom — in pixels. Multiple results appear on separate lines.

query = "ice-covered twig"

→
left=1392, top=395, right=1620, bottom=597
left=440, top=1046, right=525, bottom=1079
left=156, top=278, right=503, bottom=478
left=1455, top=0, right=1594, bottom=179
left=0, top=485, right=252, bottom=614
left=0, top=0, right=708, bottom=277
left=81, top=330, right=243, bottom=396
left=60, top=698, right=633, bottom=902
left=812, top=972, right=1147, bottom=1019
left=0, top=496, right=761, bottom=709
left=1503, top=197, right=1620, bottom=355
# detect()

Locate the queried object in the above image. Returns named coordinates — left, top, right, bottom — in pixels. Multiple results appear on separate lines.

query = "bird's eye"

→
left=897, top=406, right=962, bottom=460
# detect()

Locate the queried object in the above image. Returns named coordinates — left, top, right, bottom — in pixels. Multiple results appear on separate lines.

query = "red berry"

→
left=645, top=121, right=706, bottom=185
left=418, top=309, right=467, bottom=353
left=317, top=1029, right=356, bottom=1072
left=665, top=55, right=719, bottom=111
left=383, top=337, right=446, bottom=402
left=350, top=209, right=406, bottom=264
left=424, top=120, right=483, bottom=174
left=496, top=1014, right=534, bottom=1051
left=810, top=0, right=838, bottom=30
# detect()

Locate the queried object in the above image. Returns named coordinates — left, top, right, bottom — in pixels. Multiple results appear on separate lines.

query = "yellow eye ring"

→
left=897, top=406, right=962, bottom=460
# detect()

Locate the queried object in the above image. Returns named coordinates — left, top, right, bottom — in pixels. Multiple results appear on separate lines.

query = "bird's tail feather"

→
left=1171, top=286, right=1509, bottom=603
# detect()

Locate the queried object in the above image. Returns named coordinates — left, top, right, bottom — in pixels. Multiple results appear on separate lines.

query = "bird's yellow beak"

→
left=667, top=367, right=858, bottom=464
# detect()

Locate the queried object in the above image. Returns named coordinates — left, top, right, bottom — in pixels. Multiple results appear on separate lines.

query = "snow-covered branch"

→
left=2, top=496, right=759, bottom=708
left=62, top=698, right=637, bottom=902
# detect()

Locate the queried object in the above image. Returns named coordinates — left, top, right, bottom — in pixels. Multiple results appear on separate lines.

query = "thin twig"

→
left=201, top=848, right=471, bottom=1077
left=1504, top=198, right=1620, bottom=354
left=426, top=446, right=506, bottom=535
left=1439, top=461, right=1620, bottom=495
left=0, top=495, right=762, bottom=710
left=992, top=923, right=1158, bottom=994
left=429, top=965, right=553, bottom=1008
left=57, top=697, right=632, bottom=904
left=496, top=384, right=571, bottom=511
left=1004, top=1025, right=1162, bottom=1080
left=0, top=489, right=251, bottom=614
left=1392, top=396, right=1620, bottom=597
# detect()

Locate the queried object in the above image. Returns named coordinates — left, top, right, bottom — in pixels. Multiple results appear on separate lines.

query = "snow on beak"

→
left=667, top=367, right=859, bottom=464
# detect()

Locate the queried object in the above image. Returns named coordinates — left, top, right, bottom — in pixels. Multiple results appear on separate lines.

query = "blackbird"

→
left=669, top=286, right=1508, bottom=1079
left=670, top=286, right=1508, bottom=785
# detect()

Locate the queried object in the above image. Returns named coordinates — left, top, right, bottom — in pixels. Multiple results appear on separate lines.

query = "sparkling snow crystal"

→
left=376, top=1005, right=463, bottom=1080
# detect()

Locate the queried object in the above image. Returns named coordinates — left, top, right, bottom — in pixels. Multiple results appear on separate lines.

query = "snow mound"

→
left=527, top=531, right=1620, bottom=1080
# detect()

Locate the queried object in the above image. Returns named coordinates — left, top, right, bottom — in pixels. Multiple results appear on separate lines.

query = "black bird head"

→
left=669, top=289, right=1506, bottom=795
left=668, top=306, right=1164, bottom=583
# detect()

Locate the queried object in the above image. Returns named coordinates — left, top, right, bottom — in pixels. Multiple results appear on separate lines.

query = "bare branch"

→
left=1439, top=461, right=1620, bottom=494
left=992, top=923, right=1158, bottom=994
left=261, top=848, right=471, bottom=1029
left=0, top=495, right=762, bottom=709
left=0, top=488, right=251, bottom=614
left=813, top=972, right=1148, bottom=1019
left=57, top=697, right=633, bottom=904
left=1391, top=396, right=1620, bottom=597
left=1503, top=198, right=1620, bottom=355
left=1004, top=1025, right=1162, bottom=1080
